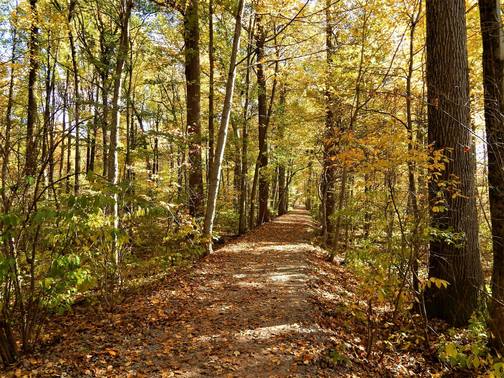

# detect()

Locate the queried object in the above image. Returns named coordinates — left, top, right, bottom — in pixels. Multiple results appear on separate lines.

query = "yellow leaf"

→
left=445, top=342, right=457, bottom=358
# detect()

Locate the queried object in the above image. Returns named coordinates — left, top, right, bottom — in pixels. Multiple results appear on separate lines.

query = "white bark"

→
left=203, top=0, right=246, bottom=251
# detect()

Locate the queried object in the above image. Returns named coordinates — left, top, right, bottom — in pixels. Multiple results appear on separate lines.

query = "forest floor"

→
left=6, top=209, right=444, bottom=377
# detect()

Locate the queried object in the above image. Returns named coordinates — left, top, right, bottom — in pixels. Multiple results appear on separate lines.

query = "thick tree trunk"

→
left=184, top=0, right=204, bottom=217
left=425, top=0, right=482, bottom=325
left=478, top=0, right=504, bottom=352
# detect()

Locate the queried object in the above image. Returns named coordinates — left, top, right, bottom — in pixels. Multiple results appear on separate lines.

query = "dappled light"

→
left=2, top=0, right=504, bottom=375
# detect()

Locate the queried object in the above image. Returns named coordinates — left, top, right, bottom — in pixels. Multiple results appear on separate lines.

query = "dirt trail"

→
left=11, top=209, right=348, bottom=377
left=161, top=208, right=332, bottom=377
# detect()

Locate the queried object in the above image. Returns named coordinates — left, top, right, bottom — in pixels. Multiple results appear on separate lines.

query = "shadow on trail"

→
left=19, top=209, right=339, bottom=378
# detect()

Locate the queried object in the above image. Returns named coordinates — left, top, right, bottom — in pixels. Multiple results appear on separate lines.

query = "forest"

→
left=1, top=0, right=504, bottom=376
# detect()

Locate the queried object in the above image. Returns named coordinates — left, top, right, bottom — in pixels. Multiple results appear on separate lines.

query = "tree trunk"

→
left=0, top=22, right=19, bottom=367
left=231, top=119, right=241, bottom=210
left=42, top=32, right=52, bottom=190
left=68, top=0, right=80, bottom=194
left=108, top=0, right=132, bottom=284
left=203, top=0, right=245, bottom=252
left=25, top=0, right=39, bottom=178
left=125, top=46, right=134, bottom=183
left=88, top=83, right=99, bottom=173
left=405, top=1, right=422, bottom=305
left=277, top=87, right=288, bottom=216
left=208, top=0, right=215, bottom=182
left=322, top=0, right=337, bottom=245
left=425, top=0, right=482, bottom=326
left=184, top=0, right=204, bottom=217
left=249, top=161, right=259, bottom=229
left=60, top=71, right=69, bottom=180
left=478, top=0, right=504, bottom=352
left=101, top=73, right=109, bottom=178
left=66, top=69, right=72, bottom=192
left=256, top=15, right=269, bottom=225
left=238, top=14, right=254, bottom=235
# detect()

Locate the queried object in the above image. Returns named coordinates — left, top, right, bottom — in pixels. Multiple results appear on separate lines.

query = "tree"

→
left=68, top=0, right=81, bottom=194
left=256, top=13, right=269, bottom=225
left=184, top=0, right=204, bottom=216
left=207, top=0, right=215, bottom=181
left=109, top=0, right=133, bottom=282
left=238, top=13, right=254, bottom=235
left=277, top=86, right=288, bottom=216
left=424, top=0, right=482, bottom=325
left=203, top=0, right=245, bottom=251
left=478, top=0, right=504, bottom=352
left=25, top=0, right=40, bottom=178
left=321, top=0, right=336, bottom=245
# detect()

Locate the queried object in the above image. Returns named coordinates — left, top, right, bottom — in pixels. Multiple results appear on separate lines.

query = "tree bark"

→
left=184, top=0, right=204, bottom=217
left=68, top=0, right=80, bottom=194
left=203, top=0, right=245, bottom=252
left=277, top=87, right=288, bottom=216
left=322, top=0, right=336, bottom=245
left=108, top=0, right=132, bottom=283
left=208, top=0, right=215, bottom=182
left=256, top=14, right=269, bottom=225
left=405, top=0, right=422, bottom=307
left=425, top=0, right=482, bottom=326
left=24, top=0, right=39, bottom=178
left=478, top=0, right=504, bottom=351
left=239, top=14, right=254, bottom=234
left=0, top=20, right=19, bottom=367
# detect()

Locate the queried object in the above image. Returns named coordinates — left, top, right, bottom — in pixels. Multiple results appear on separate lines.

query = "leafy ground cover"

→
left=5, top=210, right=454, bottom=377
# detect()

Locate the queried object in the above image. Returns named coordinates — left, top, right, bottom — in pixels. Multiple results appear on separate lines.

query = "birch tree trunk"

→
left=203, top=0, right=245, bottom=252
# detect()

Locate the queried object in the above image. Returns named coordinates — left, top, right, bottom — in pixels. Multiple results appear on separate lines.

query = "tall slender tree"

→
left=68, top=0, right=80, bottom=194
left=256, top=13, right=269, bottom=225
left=25, top=0, right=40, bottom=178
left=208, top=0, right=215, bottom=181
left=322, top=0, right=336, bottom=245
left=184, top=0, right=204, bottom=216
left=109, top=0, right=133, bottom=283
left=204, top=0, right=245, bottom=251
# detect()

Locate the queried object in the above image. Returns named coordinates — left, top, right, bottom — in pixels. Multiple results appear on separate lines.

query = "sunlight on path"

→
left=22, top=209, right=342, bottom=378
left=149, top=209, right=336, bottom=377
